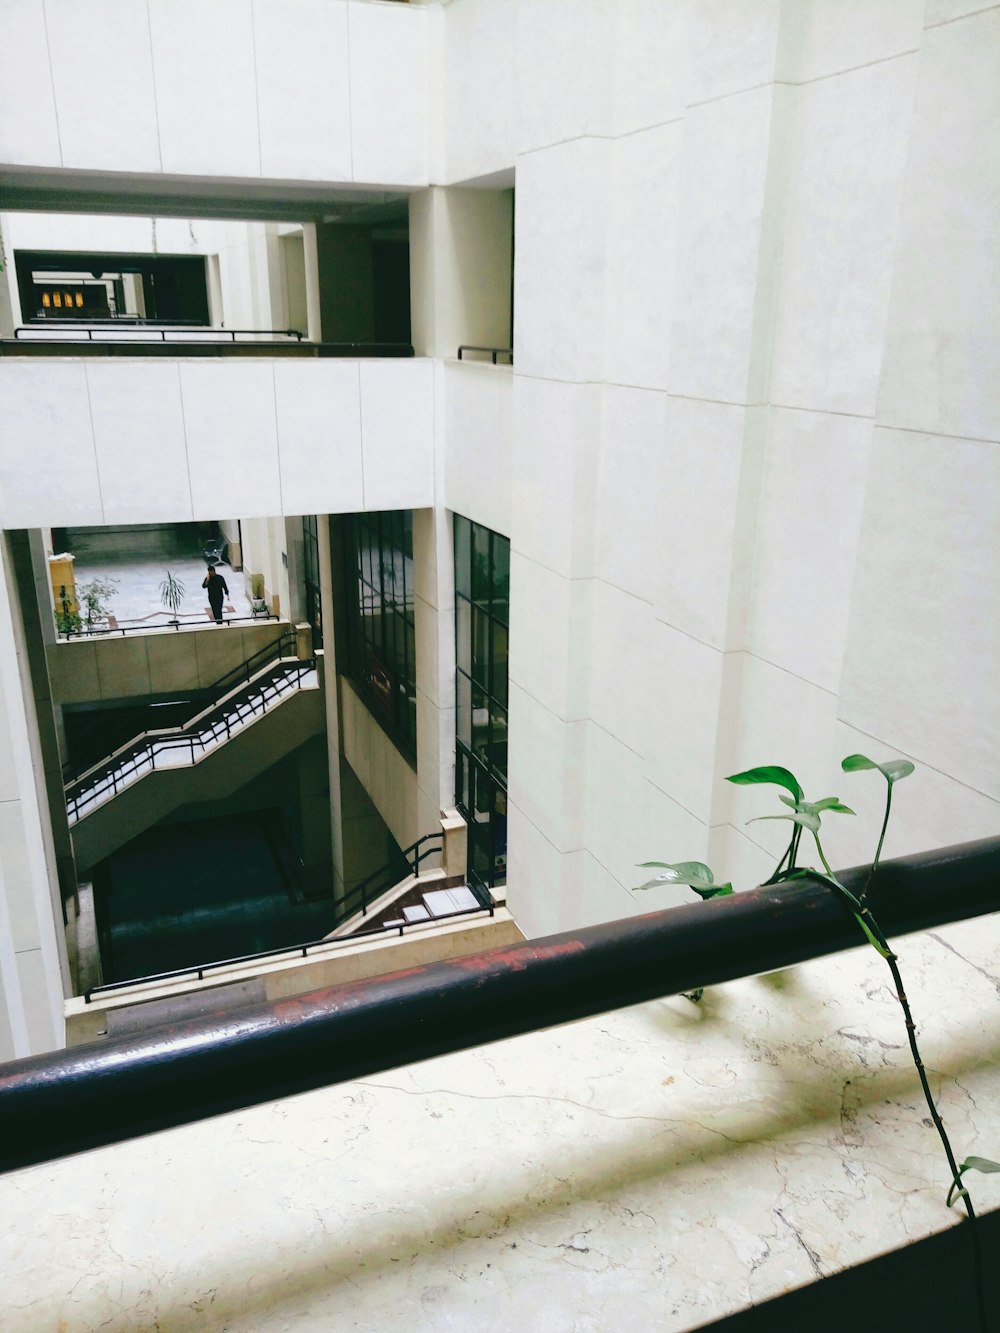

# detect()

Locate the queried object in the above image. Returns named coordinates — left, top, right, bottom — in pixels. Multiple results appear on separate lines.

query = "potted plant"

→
left=249, top=572, right=268, bottom=618
left=76, top=576, right=118, bottom=631
left=159, top=570, right=185, bottom=623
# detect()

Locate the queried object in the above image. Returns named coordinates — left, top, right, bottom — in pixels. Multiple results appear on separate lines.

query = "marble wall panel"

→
left=45, top=0, right=160, bottom=173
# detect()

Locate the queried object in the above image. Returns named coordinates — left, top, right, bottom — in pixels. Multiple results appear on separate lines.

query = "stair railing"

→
left=65, top=646, right=315, bottom=822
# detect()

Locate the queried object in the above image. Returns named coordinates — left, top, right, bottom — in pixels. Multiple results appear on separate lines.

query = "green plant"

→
left=159, top=570, right=185, bottom=620
left=76, top=576, right=118, bottom=628
left=53, top=606, right=81, bottom=635
left=637, top=756, right=997, bottom=1330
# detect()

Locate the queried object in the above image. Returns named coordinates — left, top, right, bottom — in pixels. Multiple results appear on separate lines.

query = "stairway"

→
left=66, top=640, right=323, bottom=874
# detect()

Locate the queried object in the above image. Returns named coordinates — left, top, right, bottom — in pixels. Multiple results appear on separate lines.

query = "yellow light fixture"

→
left=75, top=291, right=83, bottom=308
left=53, top=292, right=62, bottom=308
left=41, top=292, right=50, bottom=308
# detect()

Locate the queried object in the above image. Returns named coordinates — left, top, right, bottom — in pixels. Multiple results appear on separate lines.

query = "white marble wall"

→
left=474, top=0, right=1000, bottom=937
left=0, top=357, right=435, bottom=527
left=0, top=0, right=429, bottom=188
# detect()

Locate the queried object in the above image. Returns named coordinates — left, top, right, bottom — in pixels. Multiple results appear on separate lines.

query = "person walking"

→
left=202, top=565, right=229, bottom=624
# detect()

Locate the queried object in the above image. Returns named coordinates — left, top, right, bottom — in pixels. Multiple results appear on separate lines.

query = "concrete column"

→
left=0, top=532, right=69, bottom=1056
left=412, top=507, right=456, bottom=839
left=409, top=186, right=514, bottom=359
left=301, top=222, right=323, bottom=342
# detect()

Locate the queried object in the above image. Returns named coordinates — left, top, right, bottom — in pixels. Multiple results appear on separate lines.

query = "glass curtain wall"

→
left=454, top=515, right=509, bottom=891
left=342, top=511, right=417, bottom=760
left=302, top=515, right=323, bottom=648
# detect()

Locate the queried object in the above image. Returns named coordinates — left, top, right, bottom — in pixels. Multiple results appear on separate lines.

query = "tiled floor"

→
left=71, top=555, right=255, bottom=627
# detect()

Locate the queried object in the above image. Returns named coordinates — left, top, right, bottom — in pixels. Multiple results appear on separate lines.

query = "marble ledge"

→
left=2, top=914, right=999, bottom=1332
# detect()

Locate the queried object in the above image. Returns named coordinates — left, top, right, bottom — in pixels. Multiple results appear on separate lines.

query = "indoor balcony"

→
left=0, top=355, right=435, bottom=529
left=0, top=838, right=998, bottom=1330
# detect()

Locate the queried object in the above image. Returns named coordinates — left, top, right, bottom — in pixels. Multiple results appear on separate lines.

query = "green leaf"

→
left=635, top=860, right=718, bottom=891
left=726, top=766, right=803, bottom=801
left=842, top=753, right=915, bottom=784
left=778, top=794, right=798, bottom=808
left=805, top=797, right=856, bottom=816
left=749, top=811, right=820, bottom=834
left=947, top=1157, right=1000, bottom=1208
left=689, top=883, right=734, bottom=900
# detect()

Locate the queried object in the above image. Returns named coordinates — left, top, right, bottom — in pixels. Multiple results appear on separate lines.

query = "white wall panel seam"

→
left=270, top=361, right=284, bottom=516
left=175, top=362, right=196, bottom=519
left=507, top=797, right=585, bottom=857
left=356, top=360, right=366, bottom=508
left=81, top=366, right=106, bottom=524
left=773, top=48, right=920, bottom=90
left=144, top=0, right=164, bottom=172
left=925, top=3, right=1000, bottom=29
left=249, top=0, right=265, bottom=179
left=643, top=775, right=711, bottom=832
left=345, top=0, right=356, bottom=180
left=39, top=0, right=64, bottom=165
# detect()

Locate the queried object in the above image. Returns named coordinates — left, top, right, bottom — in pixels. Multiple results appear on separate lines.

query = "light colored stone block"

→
left=253, top=0, right=352, bottom=182
left=510, top=376, right=599, bottom=580
left=86, top=363, right=192, bottom=524
left=514, top=0, right=611, bottom=152
left=147, top=0, right=261, bottom=178
left=348, top=0, right=428, bottom=186
left=179, top=363, right=281, bottom=521
left=508, top=555, right=591, bottom=723
left=359, top=361, right=434, bottom=510
left=768, top=56, right=919, bottom=417
left=669, top=86, right=776, bottom=405
left=274, top=361, right=364, bottom=517
left=0, top=0, right=60, bottom=166
left=586, top=579, right=654, bottom=761
left=875, top=10, right=1000, bottom=441
left=443, top=363, right=513, bottom=540
left=441, top=0, right=514, bottom=183
left=45, top=0, right=160, bottom=173
left=507, top=682, right=585, bottom=855
left=776, top=0, right=922, bottom=85
left=596, top=385, right=668, bottom=605
left=748, top=407, right=873, bottom=694
left=0, top=364, right=103, bottom=528
left=604, top=123, right=681, bottom=392
left=514, top=138, right=611, bottom=383
left=839, top=428, right=1000, bottom=799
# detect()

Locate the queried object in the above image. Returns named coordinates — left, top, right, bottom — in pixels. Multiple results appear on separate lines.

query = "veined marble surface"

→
left=2, top=916, right=999, bottom=1332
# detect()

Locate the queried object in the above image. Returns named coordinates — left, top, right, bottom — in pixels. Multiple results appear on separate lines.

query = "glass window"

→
left=341, top=511, right=417, bottom=761
left=454, top=514, right=511, bottom=893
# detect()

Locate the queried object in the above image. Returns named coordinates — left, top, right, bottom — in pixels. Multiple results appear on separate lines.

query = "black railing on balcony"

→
left=14, top=323, right=305, bottom=342
left=457, top=344, right=513, bottom=364
left=60, top=610, right=279, bottom=639
left=1, top=333, right=415, bottom=359
left=0, top=836, right=997, bottom=1175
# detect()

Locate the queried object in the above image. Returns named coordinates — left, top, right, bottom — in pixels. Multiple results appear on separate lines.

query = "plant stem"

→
left=765, top=835, right=794, bottom=885
left=789, top=824, right=802, bottom=872
left=880, top=947, right=988, bottom=1332
left=861, top=781, right=893, bottom=906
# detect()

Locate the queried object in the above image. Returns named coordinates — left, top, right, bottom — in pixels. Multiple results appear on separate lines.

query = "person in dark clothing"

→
left=202, top=565, right=229, bottom=624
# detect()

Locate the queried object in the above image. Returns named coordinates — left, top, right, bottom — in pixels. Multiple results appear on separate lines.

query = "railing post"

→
left=441, top=808, right=468, bottom=881
left=294, top=622, right=312, bottom=662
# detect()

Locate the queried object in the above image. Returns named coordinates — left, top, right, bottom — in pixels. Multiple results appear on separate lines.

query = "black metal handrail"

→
left=457, top=344, right=513, bottom=364
left=338, top=830, right=445, bottom=925
left=1, top=338, right=415, bottom=359
left=0, top=835, right=997, bottom=1175
left=83, top=894, right=492, bottom=1004
left=64, top=639, right=313, bottom=818
left=62, top=629, right=297, bottom=787
left=15, top=324, right=305, bottom=342
left=60, top=610, right=279, bottom=639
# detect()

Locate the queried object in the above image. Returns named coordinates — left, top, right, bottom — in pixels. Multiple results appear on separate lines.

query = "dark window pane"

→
left=492, top=620, right=508, bottom=706
left=454, top=516, right=471, bottom=599
left=492, top=535, right=510, bottom=608
left=471, top=607, right=490, bottom=688
left=455, top=599, right=472, bottom=676
left=472, top=523, right=491, bottom=605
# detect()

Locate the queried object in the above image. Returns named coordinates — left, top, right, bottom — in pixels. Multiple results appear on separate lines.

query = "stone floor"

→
left=70, top=555, right=254, bottom=628
left=2, top=915, right=999, bottom=1331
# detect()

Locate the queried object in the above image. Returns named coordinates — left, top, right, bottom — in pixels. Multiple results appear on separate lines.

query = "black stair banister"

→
left=65, top=651, right=316, bottom=822
left=62, top=629, right=298, bottom=786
